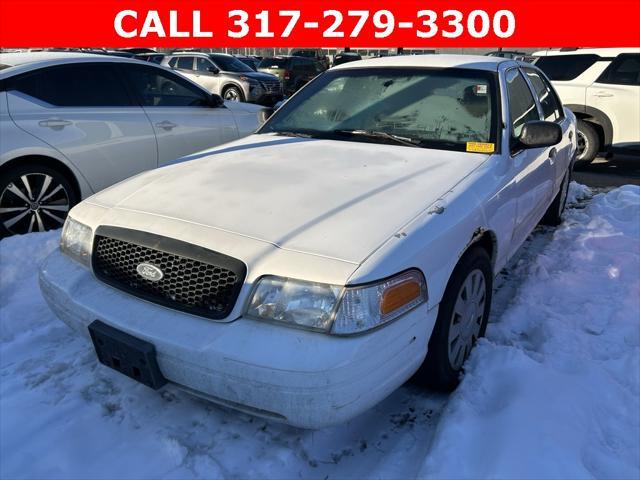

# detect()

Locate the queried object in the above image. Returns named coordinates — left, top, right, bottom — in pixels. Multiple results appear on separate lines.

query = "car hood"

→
left=222, top=100, right=264, bottom=113
left=226, top=70, right=278, bottom=82
left=89, top=135, right=489, bottom=264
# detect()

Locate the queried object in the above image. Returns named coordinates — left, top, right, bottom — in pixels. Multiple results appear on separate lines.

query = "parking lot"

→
left=0, top=47, right=638, bottom=479
left=574, top=154, right=640, bottom=188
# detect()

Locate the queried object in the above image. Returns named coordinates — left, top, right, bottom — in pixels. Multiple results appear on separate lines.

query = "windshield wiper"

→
left=270, top=130, right=314, bottom=138
left=332, top=129, right=422, bottom=148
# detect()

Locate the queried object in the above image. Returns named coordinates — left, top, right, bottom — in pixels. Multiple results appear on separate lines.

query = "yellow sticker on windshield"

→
left=466, top=142, right=495, bottom=153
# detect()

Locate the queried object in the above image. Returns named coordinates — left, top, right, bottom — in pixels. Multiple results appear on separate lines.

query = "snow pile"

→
left=0, top=184, right=638, bottom=479
left=0, top=230, right=58, bottom=342
left=422, top=185, right=640, bottom=479
left=566, top=180, right=592, bottom=206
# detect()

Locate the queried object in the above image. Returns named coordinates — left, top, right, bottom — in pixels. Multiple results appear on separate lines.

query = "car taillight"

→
left=283, top=70, right=292, bottom=80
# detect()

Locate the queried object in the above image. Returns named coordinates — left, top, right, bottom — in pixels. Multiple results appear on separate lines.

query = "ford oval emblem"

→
left=136, top=263, right=164, bottom=282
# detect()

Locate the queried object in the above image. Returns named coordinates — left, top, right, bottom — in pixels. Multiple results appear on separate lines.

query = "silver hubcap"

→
left=224, top=89, right=240, bottom=101
left=448, top=269, right=486, bottom=370
left=0, top=173, right=69, bottom=235
left=576, top=130, right=589, bottom=160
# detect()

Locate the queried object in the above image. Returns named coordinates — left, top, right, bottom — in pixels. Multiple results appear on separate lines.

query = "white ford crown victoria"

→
left=39, top=55, right=576, bottom=428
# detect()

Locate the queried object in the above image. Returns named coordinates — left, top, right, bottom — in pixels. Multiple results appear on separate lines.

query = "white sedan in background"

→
left=39, top=55, right=576, bottom=428
left=0, top=52, right=267, bottom=236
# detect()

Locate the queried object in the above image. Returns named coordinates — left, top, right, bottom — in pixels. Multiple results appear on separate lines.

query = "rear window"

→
left=291, top=50, right=317, bottom=58
left=259, top=57, right=289, bottom=68
left=10, top=63, right=132, bottom=107
left=597, top=53, right=640, bottom=86
left=534, top=54, right=600, bottom=81
left=175, top=57, right=194, bottom=70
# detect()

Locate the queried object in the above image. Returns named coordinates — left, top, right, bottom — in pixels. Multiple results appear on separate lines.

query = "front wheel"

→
left=416, top=246, right=493, bottom=391
left=574, top=120, right=600, bottom=168
left=222, top=85, right=244, bottom=102
left=0, top=164, right=77, bottom=237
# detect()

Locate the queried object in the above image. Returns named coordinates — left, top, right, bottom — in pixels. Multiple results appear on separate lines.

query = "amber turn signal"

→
left=380, top=280, right=422, bottom=315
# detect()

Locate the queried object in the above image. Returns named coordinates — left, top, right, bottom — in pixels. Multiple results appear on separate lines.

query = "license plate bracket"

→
left=88, top=320, right=166, bottom=390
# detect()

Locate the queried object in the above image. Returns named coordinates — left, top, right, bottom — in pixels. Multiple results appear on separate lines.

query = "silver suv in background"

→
left=0, top=52, right=267, bottom=236
left=162, top=52, right=283, bottom=106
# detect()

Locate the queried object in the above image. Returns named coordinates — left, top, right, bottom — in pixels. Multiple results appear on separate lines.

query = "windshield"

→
left=291, top=50, right=316, bottom=58
left=210, top=54, right=254, bottom=73
left=260, top=68, right=498, bottom=152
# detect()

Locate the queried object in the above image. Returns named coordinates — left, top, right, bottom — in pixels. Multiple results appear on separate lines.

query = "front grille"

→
left=92, top=227, right=246, bottom=320
left=261, top=79, right=282, bottom=94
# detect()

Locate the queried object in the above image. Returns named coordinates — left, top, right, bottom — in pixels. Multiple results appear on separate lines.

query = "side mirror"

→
left=208, top=66, right=220, bottom=74
left=518, top=120, right=562, bottom=149
left=208, top=93, right=225, bottom=107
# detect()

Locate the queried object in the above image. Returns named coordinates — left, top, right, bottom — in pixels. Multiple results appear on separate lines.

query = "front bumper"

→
left=39, top=248, right=437, bottom=428
left=247, top=84, right=284, bottom=106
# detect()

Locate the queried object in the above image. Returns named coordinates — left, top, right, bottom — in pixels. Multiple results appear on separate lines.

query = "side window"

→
left=122, top=64, right=210, bottom=107
left=168, top=57, right=179, bottom=68
left=505, top=69, right=540, bottom=142
left=11, top=63, right=132, bottom=107
left=524, top=69, right=563, bottom=122
left=597, top=54, right=640, bottom=86
left=534, top=54, right=600, bottom=81
left=195, top=57, right=214, bottom=72
left=175, top=56, right=194, bottom=70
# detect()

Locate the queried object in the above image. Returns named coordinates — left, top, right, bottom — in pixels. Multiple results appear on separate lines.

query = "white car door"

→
left=6, top=62, right=158, bottom=193
left=504, top=68, right=555, bottom=256
left=523, top=68, right=575, bottom=190
left=586, top=53, right=640, bottom=148
left=121, top=63, right=239, bottom=165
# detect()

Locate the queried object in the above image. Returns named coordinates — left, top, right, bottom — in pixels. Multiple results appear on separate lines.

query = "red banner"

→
left=1, top=0, right=639, bottom=48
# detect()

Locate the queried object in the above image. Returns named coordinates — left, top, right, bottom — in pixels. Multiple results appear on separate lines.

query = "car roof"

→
left=0, top=51, right=148, bottom=77
left=332, top=54, right=508, bottom=72
left=171, top=51, right=233, bottom=58
left=532, top=48, right=639, bottom=57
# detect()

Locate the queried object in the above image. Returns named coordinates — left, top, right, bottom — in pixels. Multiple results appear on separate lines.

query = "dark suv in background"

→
left=290, top=49, right=330, bottom=71
left=257, top=56, right=321, bottom=96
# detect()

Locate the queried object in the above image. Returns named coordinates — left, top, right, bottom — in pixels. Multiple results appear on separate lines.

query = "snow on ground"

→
left=0, top=183, right=638, bottom=479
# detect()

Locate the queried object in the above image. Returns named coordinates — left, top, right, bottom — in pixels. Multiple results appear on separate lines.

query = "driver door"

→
left=505, top=68, right=555, bottom=256
left=120, top=63, right=239, bottom=165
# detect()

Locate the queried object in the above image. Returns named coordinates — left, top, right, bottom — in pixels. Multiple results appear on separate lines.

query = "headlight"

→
left=246, top=276, right=341, bottom=331
left=245, top=270, right=427, bottom=335
left=332, top=270, right=427, bottom=335
left=60, top=217, right=92, bottom=268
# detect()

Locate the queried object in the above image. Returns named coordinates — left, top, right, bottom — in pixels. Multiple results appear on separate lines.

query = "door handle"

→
left=155, top=121, right=177, bottom=130
left=39, top=119, right=72, bottom=129
left=593, top=91, right=614, bottom=97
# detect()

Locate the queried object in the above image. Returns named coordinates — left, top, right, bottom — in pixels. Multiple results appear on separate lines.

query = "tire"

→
left=574, top=120, right=600, bottom=168
left=416, top=246, right=493, bottom=391
left=540, top=169, right=570, bottom=226
left=222, top=85, right=244, bottom=102
left=0, top=164, right=78, bottom=237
